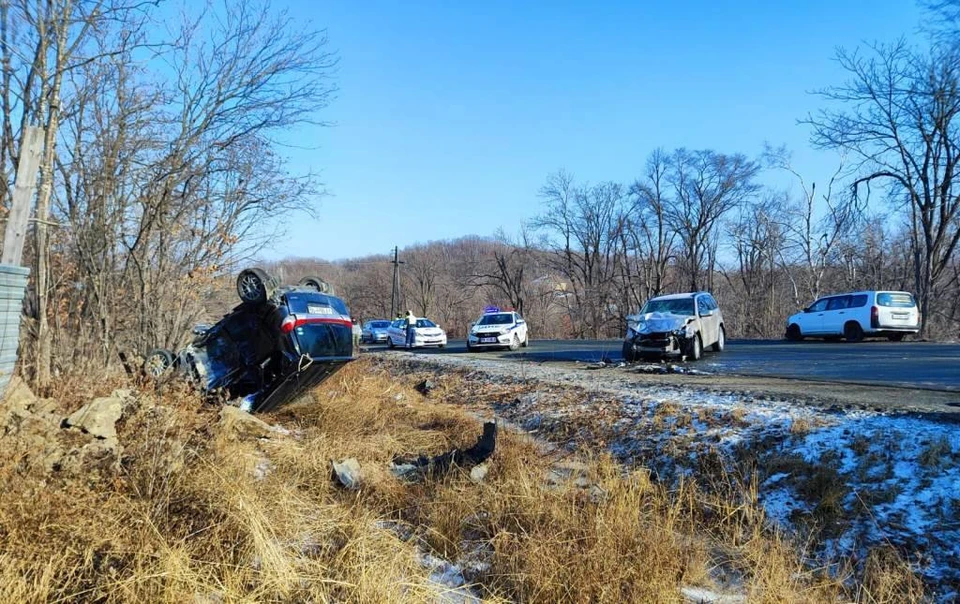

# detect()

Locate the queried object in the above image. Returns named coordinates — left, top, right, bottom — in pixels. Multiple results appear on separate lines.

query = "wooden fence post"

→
left=2, top=126, right=45, bottom=266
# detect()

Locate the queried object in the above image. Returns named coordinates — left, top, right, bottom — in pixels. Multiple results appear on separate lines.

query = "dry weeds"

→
left=0, top=358, right=925, bottom=603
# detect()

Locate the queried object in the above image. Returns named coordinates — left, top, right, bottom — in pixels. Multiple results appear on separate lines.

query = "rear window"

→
left=877, top=293, right=915, bottom=308
left=284, top=292, right=349, bottom=316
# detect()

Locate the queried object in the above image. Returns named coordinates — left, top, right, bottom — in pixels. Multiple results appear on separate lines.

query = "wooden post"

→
left=2, top=126, right=44, bottom=266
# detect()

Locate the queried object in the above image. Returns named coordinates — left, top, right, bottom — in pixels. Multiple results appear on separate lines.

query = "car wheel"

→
left=786, top=324, right=803, bottom=341
left=438, top=343, right=446, bottom=349
left=711, top=326, right=725, bottom=352
left=622, top=340, right=637, bottom=363
left=298, top=276, right=332, bottom=294
left=888, top=333, right=906, bottom=342
left=509, top=335, right=520, bottom=351
left=521, top=336, right=529, bottom=348
left=388, top=337, right=395, bottom=349
left=844, top=321, right=864, bottom=343
left=236, top=268, right=277, bottom=304
left=687, top=334, right=702, bottom=361
left=145, top=348, right=175, bottom=378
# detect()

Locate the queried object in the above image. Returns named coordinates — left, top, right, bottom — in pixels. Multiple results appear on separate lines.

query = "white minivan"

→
left=785, top=291, right=920, bottom=342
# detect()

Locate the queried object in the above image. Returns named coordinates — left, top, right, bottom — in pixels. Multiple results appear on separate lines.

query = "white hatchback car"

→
left=785, top=290, right=920, bottom=342
left=386, top=317, right=448, bottom=349
left=467, top=310, right=529, bottom=351
left=622, top=292, right=724, bottom=362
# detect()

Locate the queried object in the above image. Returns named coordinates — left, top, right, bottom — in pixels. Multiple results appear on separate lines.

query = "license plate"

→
left=307, top=304, right=332, bottom=315
left=481, top=337, right=497, bottom=343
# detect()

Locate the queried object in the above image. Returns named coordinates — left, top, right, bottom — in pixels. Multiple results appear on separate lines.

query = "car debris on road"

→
left=145, top=268, right=355, bottom=413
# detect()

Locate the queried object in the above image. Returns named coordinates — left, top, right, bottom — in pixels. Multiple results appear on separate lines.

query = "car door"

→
left=388, top=320, right=404, bottom=345
left=798, top=298, right=829, bottom=334
left=696, top=295, right=718, bottom=346
left=515, top=313, right=527, bottom=343
left=822, top=295, right=852, bottom=335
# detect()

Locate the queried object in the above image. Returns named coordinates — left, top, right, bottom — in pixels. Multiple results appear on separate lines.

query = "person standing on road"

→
left=405, top=310, right=417, bottom=349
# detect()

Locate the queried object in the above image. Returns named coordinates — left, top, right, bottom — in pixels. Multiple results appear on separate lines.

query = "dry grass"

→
left=0, top=358, right=925, bottom=603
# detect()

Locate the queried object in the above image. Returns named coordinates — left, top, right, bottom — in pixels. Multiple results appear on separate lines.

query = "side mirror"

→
left=469, top=322, right=475, bottom=328
left=803, top=307, right=812, bottom=313
left=700, top=310, right=714, bottom=318
left=517, top=319, right=525, bottom=324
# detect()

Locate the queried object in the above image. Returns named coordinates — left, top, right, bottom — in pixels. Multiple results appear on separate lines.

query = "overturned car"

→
left=146, top=268, right=355, bottom=412
left=621, top=292, right=725, bottom=362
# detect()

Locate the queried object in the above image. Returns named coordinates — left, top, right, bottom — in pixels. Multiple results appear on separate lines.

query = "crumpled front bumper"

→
left=627, top=331, right=689, bottom=356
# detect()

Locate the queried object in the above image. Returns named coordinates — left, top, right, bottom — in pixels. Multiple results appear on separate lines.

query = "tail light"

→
left=870, top=306, right=879, bottom=328
left=281, top=315, right=353, bottom=334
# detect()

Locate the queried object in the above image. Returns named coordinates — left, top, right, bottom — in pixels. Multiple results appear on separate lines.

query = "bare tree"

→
left=621, top=148, right=676, bottom=306
left=533, top=172, right=626, bottom=338
left=665, top=149, right=760, bottom=292
left=806, top=39, right=960, bottom=335
left=0, top=0, right=338, bottom=376
left=764, top=147, right=863, bottom=307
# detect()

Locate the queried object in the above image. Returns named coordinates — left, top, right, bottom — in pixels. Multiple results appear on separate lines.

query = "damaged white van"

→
left=785, top=290, right=920, bottom=342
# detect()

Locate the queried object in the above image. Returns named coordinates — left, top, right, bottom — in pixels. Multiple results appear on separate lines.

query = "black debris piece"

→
left=415, top=379, right=436, bottom=396
left=391, top=422, right=497, bottom=480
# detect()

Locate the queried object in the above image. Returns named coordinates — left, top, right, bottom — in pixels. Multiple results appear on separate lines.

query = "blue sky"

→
left=261, top=0, right=925, bottom=261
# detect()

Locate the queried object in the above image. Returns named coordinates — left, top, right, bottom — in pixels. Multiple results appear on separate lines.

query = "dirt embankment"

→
left=0, top=359, right=934, bottom=602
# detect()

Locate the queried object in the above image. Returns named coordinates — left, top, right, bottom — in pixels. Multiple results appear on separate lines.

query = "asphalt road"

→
left=378, top=338, right=960, bottom=392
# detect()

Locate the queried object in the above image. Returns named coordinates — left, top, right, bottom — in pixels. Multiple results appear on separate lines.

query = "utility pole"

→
left=390, top=246, right=404, bottom=318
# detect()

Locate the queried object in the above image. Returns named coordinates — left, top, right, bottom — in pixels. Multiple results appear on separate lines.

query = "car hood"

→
left=627, top=312, right=694, bottom=333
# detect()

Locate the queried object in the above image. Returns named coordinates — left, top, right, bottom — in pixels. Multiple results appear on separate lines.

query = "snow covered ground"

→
left=385, top=353, right=960, bottom=599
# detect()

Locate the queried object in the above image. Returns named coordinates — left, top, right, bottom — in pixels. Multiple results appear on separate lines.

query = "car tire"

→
left=786, top=324, right=803, bottom=341
left=844, top=321, right=864, bottom=343
left=145, top=348, right=175, bottom=378
left=509, top=335, right=520, bottom=351
left=388, top=337, right=395, bottom=349
left=521, top=336, right=529, bottom=348
left=888, top=333, right=906, bottom=342
left=622, top=340, right=637, bottom=363
left=712, top=326, right=725, bottom=352
left=236, top=268, right=277, bottom=304
left=687, top=334, right=702, bottom=361
left=438, top=343, right=446, bottom=349
left=298, top=276, right=332, bottom=294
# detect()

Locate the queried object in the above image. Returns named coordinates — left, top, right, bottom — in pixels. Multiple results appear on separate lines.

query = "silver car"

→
left=622, top=292, right=725, bottom=362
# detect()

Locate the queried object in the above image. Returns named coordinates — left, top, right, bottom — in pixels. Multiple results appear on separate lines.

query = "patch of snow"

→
left=389, top=352, right=960, bottom=597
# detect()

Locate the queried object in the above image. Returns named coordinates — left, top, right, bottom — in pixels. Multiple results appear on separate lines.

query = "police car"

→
left=467, top=308, right=529, bottom=351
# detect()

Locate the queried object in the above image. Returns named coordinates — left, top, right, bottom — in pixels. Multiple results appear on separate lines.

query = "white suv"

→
left=467, top=310, right=529, bottom=351
left=622, top=292, right=725, bottom=362
left=785, top=290, right=920, bottom=342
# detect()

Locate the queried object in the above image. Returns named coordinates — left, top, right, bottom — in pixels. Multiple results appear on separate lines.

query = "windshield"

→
left=368, top=321, right=390, bottom=329
left=641, top=298, right=695, bottom=315
left=416, top=319, right=437, bottom=328
left=293, top=323, right=352, bottom=358
left=477, top=313, right=513, bottom=325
